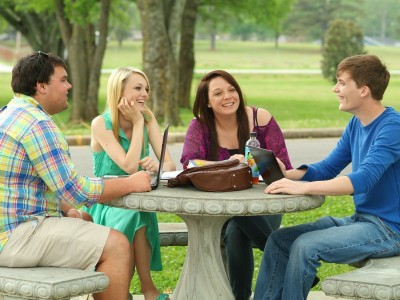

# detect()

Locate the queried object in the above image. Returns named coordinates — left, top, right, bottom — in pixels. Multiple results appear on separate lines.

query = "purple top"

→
left=180, top=107, right=293, bottom=170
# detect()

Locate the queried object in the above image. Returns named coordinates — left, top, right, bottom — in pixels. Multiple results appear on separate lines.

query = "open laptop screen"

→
left=247, top=145, right=284, bottom=185
left=150, top=124, right=169, bottom=190
left=102, top=124, right=169, bottom=190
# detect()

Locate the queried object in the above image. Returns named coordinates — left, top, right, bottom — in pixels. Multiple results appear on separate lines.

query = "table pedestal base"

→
left=172, top=214, right=234, bottom=300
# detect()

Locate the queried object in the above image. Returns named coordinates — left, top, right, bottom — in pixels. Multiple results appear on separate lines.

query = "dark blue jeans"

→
left=223, top=215, right=282, bottom=300
left=254, top=213, right=400, bottom=300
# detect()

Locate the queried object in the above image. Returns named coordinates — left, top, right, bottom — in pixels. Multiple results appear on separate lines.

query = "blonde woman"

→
left=84, top=67, right=175, bottom=300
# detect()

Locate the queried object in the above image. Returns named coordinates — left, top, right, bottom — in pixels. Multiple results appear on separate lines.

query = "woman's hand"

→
left=118, top=97, right=144, bottom=124
left=229, top=154, right=245, bottom=163
left=65, top=209, right=93, bottom=222
left=139, top=156, right=160, bottom=172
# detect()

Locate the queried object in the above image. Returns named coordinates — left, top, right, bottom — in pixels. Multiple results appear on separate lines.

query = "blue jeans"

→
left=254, top=213, right=400, bottom=300
left=223, top=215, right=282, bottom=300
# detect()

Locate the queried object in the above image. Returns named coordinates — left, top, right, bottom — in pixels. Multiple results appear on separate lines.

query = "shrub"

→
left=321, top=19, right=366, bottom=83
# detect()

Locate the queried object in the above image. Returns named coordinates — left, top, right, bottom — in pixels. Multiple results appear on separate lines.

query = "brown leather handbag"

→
left=167, top=159, right=253, bottom=192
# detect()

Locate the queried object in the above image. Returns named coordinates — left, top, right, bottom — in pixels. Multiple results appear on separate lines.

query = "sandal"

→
left=155, top=293, right=169, bottom=300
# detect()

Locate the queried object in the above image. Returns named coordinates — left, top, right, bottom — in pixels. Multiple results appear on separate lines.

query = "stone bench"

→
left=0, top=267, right=109, bottom=300
left=158, top=222, right=188, bottom=246
left=0, top=223, right=183, bottom=300
left=321, top=256, right=400, bottom=300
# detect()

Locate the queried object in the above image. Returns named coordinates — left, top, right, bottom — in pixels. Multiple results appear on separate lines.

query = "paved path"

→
left=70, top=137, right=352, bottom=177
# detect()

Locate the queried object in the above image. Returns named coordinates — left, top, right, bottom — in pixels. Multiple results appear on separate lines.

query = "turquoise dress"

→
left=83, top=110, right=162, bottom=271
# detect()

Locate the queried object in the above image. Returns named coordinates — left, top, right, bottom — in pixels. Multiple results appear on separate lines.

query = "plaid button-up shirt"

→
left=0, top=95, right=104, bottom=252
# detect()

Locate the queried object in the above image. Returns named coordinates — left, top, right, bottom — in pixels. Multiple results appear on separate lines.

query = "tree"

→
left=109, top=1, right=139, bottom=47
left=283, top=0, right=362, bottom=43
left=250, top=0, right=295, bottom=48
left=137, top=0, right=201, bottom=125
left=358, top=0, right=400, bottom=43
left=178, top=0, right=198, bottom=109
left=55, top=0, right=111, bottom=122
left=321, top=19, right=366, bottom=83
left=0, top=0, right=113, bottom=123
left=0, top=0, right=64, bottom=57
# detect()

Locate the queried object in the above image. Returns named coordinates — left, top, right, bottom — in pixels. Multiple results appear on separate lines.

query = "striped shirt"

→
left=0, top=95, right=104, bottom=252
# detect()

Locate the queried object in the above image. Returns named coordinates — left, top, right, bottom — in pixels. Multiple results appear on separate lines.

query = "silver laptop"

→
left=103, top=124, right=169, bottom=190
left=150, top=124, right=169, bottom=190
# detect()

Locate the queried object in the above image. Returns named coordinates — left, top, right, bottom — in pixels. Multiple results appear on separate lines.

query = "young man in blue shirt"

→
left=254, top=54, right=400, bottom=300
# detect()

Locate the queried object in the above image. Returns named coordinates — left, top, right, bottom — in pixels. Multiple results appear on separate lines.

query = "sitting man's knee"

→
left=106, top=229, right=130, bottom=254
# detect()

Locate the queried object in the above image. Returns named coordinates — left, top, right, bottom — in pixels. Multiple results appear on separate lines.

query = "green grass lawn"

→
left=1, top=40, right=400, bottom=134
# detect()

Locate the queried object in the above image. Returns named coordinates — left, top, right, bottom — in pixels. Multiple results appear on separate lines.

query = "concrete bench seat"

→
left=0, top=267, right=108, bottom=300
left=321, top=256, right=400, bottom=300
left=0, top=223, right=183, bottom=300
left=158, top=222, right=188, bottom=246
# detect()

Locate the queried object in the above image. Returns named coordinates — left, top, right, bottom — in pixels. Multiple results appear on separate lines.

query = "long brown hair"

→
left=193, top=70, right=250, bottom=160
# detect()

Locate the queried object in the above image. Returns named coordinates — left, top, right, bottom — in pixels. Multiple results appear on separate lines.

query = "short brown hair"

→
left=336, top=54, right=390, bottom=100
left=11, top=51, right=67, bottom=96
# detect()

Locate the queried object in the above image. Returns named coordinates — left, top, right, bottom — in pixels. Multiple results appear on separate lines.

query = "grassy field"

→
left=1, top=40, right=400, bottom=134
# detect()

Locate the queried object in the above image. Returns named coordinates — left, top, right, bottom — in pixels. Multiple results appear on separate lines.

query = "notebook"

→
left=247, top=145, right=284, bottom=185
left=102, top=124, right=169, bottom=190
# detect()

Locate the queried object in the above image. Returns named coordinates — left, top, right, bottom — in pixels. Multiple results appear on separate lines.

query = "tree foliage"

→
left=0, top=0, right=64, bottom=56
left=321, top=19, right=366, bottom=83
left=109, top=1, right=139, bottom=46
left=55, top=0, right=111, bottom=122
left=283, top=0, right=362, bottom=43
left=249, top=0, right=295, bottom=48
left=358, top=0, right=400, bottom=42
left=0, top=0, right=115, bottom=123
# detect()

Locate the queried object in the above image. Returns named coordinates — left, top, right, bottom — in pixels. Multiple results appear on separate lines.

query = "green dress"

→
left=83, top=110, right=162, bottom=271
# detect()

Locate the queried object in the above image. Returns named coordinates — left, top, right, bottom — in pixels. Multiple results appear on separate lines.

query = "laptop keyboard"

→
left=151, top=174, right=158, bottom=185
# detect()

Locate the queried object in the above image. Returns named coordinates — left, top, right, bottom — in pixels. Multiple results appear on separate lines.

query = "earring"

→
left=207, top=104, right=211, bottom=108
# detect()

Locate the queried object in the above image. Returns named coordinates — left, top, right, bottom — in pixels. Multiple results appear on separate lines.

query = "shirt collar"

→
left=14, top=93, right=47, bottom=114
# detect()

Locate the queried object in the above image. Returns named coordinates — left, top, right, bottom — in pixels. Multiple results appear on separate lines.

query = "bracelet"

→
left=67, top=208, right=83, bottom=219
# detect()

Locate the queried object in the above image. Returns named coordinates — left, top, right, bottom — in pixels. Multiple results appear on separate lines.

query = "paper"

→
left=161, top=170, right=183, bottom=180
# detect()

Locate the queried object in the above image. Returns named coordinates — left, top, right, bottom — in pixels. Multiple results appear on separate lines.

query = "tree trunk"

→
left=137, top=0, right=183, bottom=126
left=274, top=32, right=280, bottom=49
left=0, top=4, right=64, bottom=57
left=210, top=31, right=216, bottom=50
left=178, top=0, right=198, bottom=109
left=55, top=0, right=110, bottom=123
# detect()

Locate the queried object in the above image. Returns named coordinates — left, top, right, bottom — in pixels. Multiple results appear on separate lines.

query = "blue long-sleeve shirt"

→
left=302, top=107, right=400, bottom=233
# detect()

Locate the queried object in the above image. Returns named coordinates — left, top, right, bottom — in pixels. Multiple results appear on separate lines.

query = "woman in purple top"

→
left=180, top=70, right=293, bottom=300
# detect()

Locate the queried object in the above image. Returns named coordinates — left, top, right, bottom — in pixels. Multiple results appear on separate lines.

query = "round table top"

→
left=106, top=181, right=325, bottom=216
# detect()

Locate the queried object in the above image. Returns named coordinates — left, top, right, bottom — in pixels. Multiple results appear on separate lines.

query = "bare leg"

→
left=93, top=229, right=131, bottom=300
left=134, top=227, right=166, bottom=300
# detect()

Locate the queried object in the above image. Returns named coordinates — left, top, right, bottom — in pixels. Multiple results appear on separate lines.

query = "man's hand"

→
left=264, top=178, right=309, bottom=195
left=129, top=170, right=152, bottom=192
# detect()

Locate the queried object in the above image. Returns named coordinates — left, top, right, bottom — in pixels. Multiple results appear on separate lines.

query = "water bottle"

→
left=245, top=132, right=260, bottom=184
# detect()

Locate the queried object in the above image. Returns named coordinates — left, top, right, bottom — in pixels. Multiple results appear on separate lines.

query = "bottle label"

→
left=245, top=146, right=259, bottom=184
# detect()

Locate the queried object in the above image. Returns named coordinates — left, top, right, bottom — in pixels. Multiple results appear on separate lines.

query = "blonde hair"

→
left=106, top=67, right=151, bottom=141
